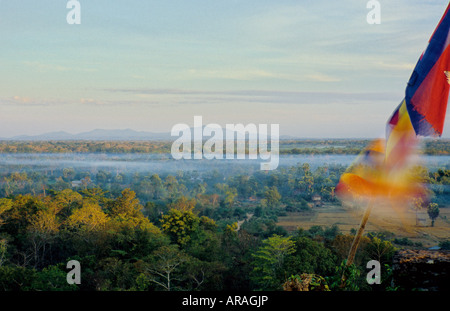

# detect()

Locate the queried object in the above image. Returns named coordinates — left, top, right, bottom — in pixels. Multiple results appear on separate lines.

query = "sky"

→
left=0, top=0, right=449, bottom=138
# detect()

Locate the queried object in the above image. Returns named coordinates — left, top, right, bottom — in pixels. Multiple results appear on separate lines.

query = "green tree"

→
left=80, top=187, right=109, bottom=205
left=364, top=236, right=397, bottom=265
left=264, top=186, right=281, bottom=207
left=250, top=234, right=296, bottom=290
left=31, top=264, right=78, bottom=291
left=108, top=189, right=159, bottom=232
left=62, top=167, right=75, bottom=181
left=3, top=172, right=31, bottom=196
left=52, top=189, right=82, bottom=216
left=299, top=163, right=314, bottom=196
left=0, top=198, right=13, bottom=228
left=160, top=208, right=200, bottom=245
left=193, top=183, right=206, bottom=197
left=27, top=209, right=60, bottom=268
left=223, top=188, right=238, bottom=208
left=150, top=174, right=165, bottom=199
left=97, top=257, right=136, bottom=290
left=427, top=203, right=439, bottom=227
left=184, top=257, right=226, bottom=291
left=286, top=236, right=337, bottom=277
left=65, top=200, right=110, bottom=257
left=52, top=177, right=71, bottom=191
left=184, top=217, right=219, bottom=261
left=168, top=196, right=196, bottom=212
left=0, top=265, right=35, bottom=290
left=165, top=175, right=182, bottom=199
left=67, top=201, right=108, bottom=233
left=0, top=239, right=7, bottom=267
left=144, top=245, right=188, bottom=291
left=328, top=260, right=361, bottom=291
left=439, top=240, right=450, bottom=250
left=95, top=170, right=109, bottom=184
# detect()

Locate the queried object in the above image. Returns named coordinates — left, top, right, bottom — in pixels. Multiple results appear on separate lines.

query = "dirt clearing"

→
left=277, top=203, right=450, bottom=248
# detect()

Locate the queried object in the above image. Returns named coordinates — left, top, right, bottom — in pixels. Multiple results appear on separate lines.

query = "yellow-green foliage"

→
left=160, top=209, right=200, bottom=245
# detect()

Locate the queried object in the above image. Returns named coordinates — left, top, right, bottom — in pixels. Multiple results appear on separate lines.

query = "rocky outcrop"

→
left=392, top=249, right=450, bottom=291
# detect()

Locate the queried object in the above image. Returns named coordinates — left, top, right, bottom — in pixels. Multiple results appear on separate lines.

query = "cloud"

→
left=0, top=96, right=55, bottom=107
left=306, top=73, right=342, bottom=82
left=104, top=88, right=397, bottom=106
left=376, top=61, right=416, bottom=71
left=185, top=68, right=279, bottom=81
left=22, top=61, right=97, bottom=73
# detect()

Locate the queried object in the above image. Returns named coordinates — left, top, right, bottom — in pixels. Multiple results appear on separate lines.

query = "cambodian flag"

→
left=404, top=3, right=450, bottom=137
left=386, top=3, right=450, bottom=168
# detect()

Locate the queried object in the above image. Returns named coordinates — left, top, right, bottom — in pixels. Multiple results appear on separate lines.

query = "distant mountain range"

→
left=0, top=128, right=298, bottom=141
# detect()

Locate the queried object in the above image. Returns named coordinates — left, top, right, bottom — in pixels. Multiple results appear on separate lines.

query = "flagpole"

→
left=340, top=201, right=373, bottom=287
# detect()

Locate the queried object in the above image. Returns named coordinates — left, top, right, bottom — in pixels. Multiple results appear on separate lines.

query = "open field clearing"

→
left=277, top=203, right=450, bottom=248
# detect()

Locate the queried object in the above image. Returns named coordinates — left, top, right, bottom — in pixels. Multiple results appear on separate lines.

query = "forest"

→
left=0, top=138, right=449, bottom=155
left=0, top=139, right=449, bottom=291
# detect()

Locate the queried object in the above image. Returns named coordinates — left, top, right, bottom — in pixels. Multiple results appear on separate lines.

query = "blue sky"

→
left=0, top=0, right=449, bottom=138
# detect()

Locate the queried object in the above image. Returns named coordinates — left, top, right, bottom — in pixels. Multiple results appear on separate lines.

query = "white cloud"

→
left=306, top=73, right=342, bottom=83
left=27, top=61, right=97, bottom=73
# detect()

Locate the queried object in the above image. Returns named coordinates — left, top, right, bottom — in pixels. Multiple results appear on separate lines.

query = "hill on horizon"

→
left=0, top=128, right=305, bottom=141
